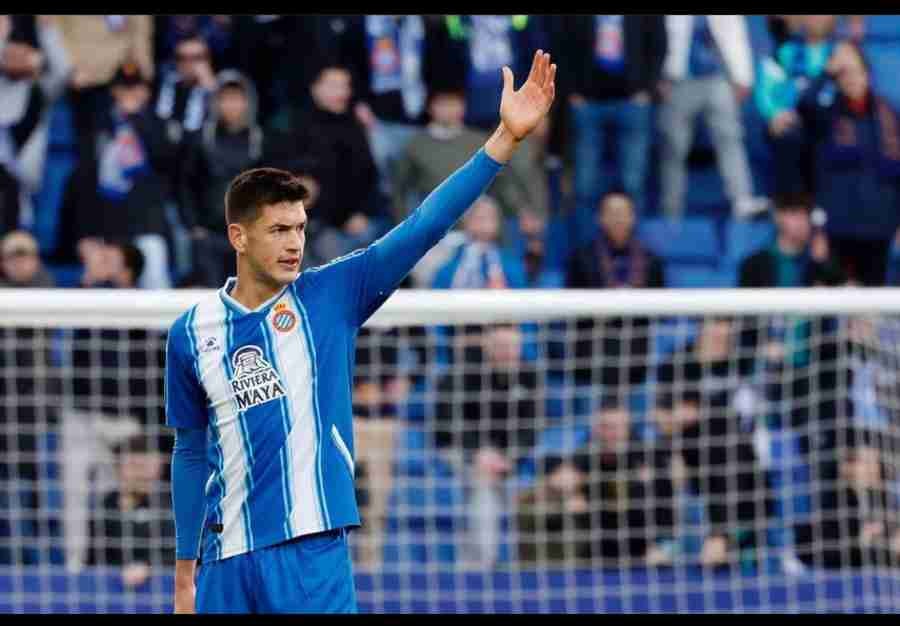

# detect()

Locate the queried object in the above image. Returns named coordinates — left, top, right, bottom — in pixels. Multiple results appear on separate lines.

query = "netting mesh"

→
left=2, top=297, right=900, bottom=612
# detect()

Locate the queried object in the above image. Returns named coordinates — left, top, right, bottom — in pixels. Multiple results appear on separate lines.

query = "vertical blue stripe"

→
left=184, top=306, right=224, bottom=561
left=222, top=307, right=255, bottom=552
left=291, top=284, right=331, bottom=527
left=258, top=319, right=295, bottom=539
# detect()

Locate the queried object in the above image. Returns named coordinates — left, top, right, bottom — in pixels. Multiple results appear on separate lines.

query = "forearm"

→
left=171, top=427, right=207, bottom=563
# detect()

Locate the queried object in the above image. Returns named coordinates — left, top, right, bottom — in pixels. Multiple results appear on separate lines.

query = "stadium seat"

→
left=637, top=217, right=720, bottom=265
left=664, top=263, right=730, bottom=288
left=723, top=218, right=775, bottom=269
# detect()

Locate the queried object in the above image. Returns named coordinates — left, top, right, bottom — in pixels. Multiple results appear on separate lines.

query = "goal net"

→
left=2, top=287, right=900, bottom=613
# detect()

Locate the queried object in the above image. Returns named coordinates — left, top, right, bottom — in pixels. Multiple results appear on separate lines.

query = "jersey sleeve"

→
left=165, top=310, right=209, bottom=430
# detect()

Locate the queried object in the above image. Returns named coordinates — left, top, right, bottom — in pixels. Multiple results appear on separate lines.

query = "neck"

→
left=777, top=234, right=804, bottom=255
left=231, top=266, right=284, bottom=311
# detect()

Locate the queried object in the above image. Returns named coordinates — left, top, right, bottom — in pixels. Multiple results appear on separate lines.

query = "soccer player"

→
left=165, top=50, right=556, bottom=613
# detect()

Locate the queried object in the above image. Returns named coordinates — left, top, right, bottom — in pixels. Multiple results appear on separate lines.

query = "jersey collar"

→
left=219, top=276, right=289, bottom=316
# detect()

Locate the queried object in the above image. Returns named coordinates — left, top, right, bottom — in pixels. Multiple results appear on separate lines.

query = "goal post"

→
left=1, top=287, right=900, bottom=613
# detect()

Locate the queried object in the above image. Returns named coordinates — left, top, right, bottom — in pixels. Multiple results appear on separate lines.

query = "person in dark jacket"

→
left=152, top=33, right=215, bottom=145
left=797, top=41, right=900, bottom=286
left=565, top=189, right=664, bottom=394
left=178, top=70, right=265, bottom=287
left=556, top=15, right=666, bottom=214
left=266, top=62, right=382, bottom=264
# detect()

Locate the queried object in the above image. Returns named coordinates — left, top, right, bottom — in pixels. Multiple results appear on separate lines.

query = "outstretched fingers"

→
left=526, top=49, right=543, bottom=85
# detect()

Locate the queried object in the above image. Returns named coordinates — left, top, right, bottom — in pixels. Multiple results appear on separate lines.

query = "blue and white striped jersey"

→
left=165, top=149, right=503, bottom=563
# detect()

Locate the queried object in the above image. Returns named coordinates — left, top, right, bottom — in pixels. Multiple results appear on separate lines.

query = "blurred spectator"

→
left=514, top=209, right=564, bottom=288
left=153, top=33, right=215, bottom=144
left=153, top=15, right=236, bottom=72
left=797, top=41, right=900, bottom=286
left=755, top=15, right=837, bottom=196
left=565, top=190, right=663, bottom=393
left=556, top=15, right=666, bottom=213
left=431, top=195, right=526, bottom=289
left=0, top=230, right=57, bottom=565
left=393, top=86, right=547, bottom=225
left=267, top=62, right=381, bottom=265
left=179, top=70, right=264, bottom=287
left=427, top=15, right=546, bottom=131
left=517, top=395, right=676, bottom=567
left=87, top=433, right=175, bottom=587
left=62, top=63, right=175, bottom=289
left=351, top=330, right=411, bottom=569
left=434, top=323, right=542, bottom=567
left=738, top=191, right=845, bottom=288
left=0, top=15, right=71, bottom=235
left=656, top=317, right=774, bottom=569
left=794, top=427, right=900, bottom=569
left=658, top=15, right=767, bottom=219
left=766, top=15, right=807, bottom=50
left=342, top=16, right=428, bottom=196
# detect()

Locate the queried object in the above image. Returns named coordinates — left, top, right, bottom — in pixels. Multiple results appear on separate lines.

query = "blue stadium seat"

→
left=723, top=218, right=775, bottom=268
left=637, top=217, right=720, bottom=265
left=664, top=263, right=730, bottom=288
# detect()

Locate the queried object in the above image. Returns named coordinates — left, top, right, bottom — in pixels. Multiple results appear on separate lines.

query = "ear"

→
left=228, top=222, right=247, bottom=254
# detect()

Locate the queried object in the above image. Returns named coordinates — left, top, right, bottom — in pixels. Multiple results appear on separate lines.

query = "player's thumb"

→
left=501, top=66, right=514, bottom=95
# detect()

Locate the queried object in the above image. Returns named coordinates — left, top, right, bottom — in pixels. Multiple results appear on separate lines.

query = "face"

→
left=429, top=93, right=466, bottom=126
left=804, top=15, right=836, bottom=40
left=175, top=38, right=210, bottom=84
left=599, top=193, right=635, bottom=248
left=463, top=198, right=500, bottom=243
left=1, top=244, right=40, bottom=284
left=230, top=201, right=307, bottom=288
left=1, top=42, right=39, bottom=80
left=484, top=326, right=522, bottom=368
left=593, top=407, right=630, bottom=451
left=119, top=451, right=163, bottom=495
left=775, top=207, right=812, bottom=246
left=311, top=68, right=352, bottom=114
left=218, top=86, right=249, bottom=128
left=835, top=45, right=869, bottom=100
left=699, top=318, right=733, bottom=351
left=112, top=83, right=150, bottom=114
left=842, top=446, right=883, bottom=488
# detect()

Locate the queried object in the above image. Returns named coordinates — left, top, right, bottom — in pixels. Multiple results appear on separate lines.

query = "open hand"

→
left=500, top=49, right=556, bottom=141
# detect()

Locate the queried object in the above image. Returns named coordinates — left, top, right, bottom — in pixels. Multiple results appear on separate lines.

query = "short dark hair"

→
left=225, top=167, right=310, bottom=225
left=110, top=240, right=145, bottom=285
left=774, top=190, right=813, bottom=212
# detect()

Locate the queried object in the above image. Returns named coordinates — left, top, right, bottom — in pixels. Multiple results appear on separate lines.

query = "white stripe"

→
left=192, top=295, right=249, bottom=558
left=331, top=424, right=355, bottom=476
left=269, top=296, right=323, bottom=534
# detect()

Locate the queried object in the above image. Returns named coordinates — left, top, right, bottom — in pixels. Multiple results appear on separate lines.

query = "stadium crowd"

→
left=2, top=14, right=900, bottom=588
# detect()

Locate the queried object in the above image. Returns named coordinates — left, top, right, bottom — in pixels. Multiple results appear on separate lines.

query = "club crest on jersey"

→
left=271, top=303, right=297, bottom=333
left=230, top=345, right=286, bottom=410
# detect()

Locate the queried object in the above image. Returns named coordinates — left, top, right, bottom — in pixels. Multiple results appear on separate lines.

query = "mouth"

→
left=277, top=258, right=300, bottom=271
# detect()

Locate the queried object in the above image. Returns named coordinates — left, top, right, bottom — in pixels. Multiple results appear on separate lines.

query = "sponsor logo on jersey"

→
left=230, top=345, right=286, bottom=410
left=199, top=336, right=220, bottom=353
left=271, top=303, right=297, bottom=333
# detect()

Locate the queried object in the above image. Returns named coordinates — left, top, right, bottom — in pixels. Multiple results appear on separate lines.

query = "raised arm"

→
left=354, top=50, right=556, bottom=323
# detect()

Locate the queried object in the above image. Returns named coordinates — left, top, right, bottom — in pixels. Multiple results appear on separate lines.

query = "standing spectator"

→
left=797, top=41, right=900, bottom=286
left=62, top=62, right=175, bottom=288
left=431, top=195, right=526, bottom=290
left=153, top=33, right=216, bottom=145
left=393, top=86, right=547, bottom=225
left=179, top=70, right=264, bottom=287
left=87, top=432, right=175, bottom=587
left=268, top=62, right=381, bottom=264
left=153, top=16, right=236, bottom=72
left=516, top=395, right=676, bottom=567
left=0, top=15, right=71, bottom=236
left=434, top=324, right=543, bottom=567
left=755, top=15, right=837, bottom=195
left=658, top=15, right=767, bottom=219
left=428, top=15, right=547, bottom=131
left=556, top=15, right=666, bottom=214
left=342, top=16, right=429, bottom=196
left=656, top=317, right=775, bottom=569
left=565, top=190, right=664, bottom=393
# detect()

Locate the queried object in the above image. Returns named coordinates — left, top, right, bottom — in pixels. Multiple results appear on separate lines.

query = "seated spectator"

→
left=0, top=229, right=53, bottom=287
left=516, top=395, right=676, bottom=567
left=434, top=324, right=542, bottom=567
left=63, top=62, right=175, bottom=289
left=179, top=70, right=265, bottom=287
left=153, top=33, right=216, bottom=144
left=755, top=15, right=836, bottom=196
left=555, top=15, right=666, bottom=214
left=794, top=427, right=900, bottom=569
left=515, top=209, right=564, bottom=288
left=565, top=189, right=663, bottom=393
left=0, top=15, right=71, bottom=236
left=738, top=191, right=845, bottom=288
left=393, top=86, right=547, bottom=226
left=267, top=62, right=382, bottom=265
left=656, top=317, right=775, bottom=569
left=342, top=16, right=429, bottom=195
left=431, top=195, right=526, bottom=289
left=87, top=433, right=175, bottom=587
left=658, top=15, right=768, bottom=219
left=797, top=41, right=900, bottom=286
